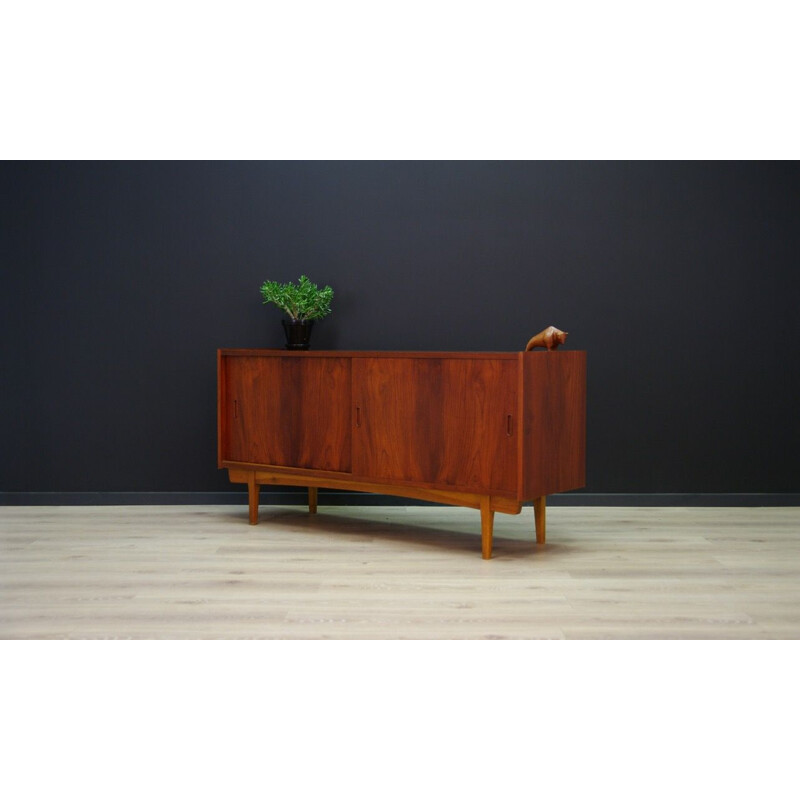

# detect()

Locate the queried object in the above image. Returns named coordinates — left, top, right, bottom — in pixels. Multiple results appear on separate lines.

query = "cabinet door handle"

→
left=234, top=399, right=238, bottom=419
left=356, top=406, right=361, bottom=427
left=507, top=414, right=513, bottom=436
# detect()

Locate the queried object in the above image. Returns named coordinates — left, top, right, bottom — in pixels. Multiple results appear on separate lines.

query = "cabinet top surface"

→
left=219, top=349, right=584, bottom=359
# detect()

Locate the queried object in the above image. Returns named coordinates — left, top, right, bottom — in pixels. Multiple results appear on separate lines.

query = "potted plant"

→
left=259, top=274, right=334, bottom=350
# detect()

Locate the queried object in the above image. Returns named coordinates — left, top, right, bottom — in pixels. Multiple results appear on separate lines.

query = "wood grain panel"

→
left=521, top=351, right=586, bottom=498
left=218, top=349, right=520, bottom=360
left=353, top=357, right=518, bottom=494
left=221, top=355, right=351, bottom=473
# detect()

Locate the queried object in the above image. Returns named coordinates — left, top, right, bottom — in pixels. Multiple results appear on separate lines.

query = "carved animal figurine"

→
left=525, top=326, right=568, bottom=351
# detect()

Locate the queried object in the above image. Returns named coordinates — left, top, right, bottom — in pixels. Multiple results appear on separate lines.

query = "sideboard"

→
left=217, top=349, right=586, bottom=558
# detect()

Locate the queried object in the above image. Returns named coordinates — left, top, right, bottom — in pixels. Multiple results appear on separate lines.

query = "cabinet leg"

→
left=248, top=473, right=260, bottom=525
left=533, top=496, right=546, bottom=544
left=480, top=497, right=494, bottom=560
left=308, top=487, right=318, bottom=514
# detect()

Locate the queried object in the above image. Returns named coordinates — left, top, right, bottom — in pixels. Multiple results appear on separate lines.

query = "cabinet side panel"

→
left=522, top=351, right=586, bottom=498
left=218, top=350, right=226, bottom=468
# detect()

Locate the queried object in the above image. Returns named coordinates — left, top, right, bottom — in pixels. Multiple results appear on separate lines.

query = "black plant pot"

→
left=282, top=319, right=314, bottom=350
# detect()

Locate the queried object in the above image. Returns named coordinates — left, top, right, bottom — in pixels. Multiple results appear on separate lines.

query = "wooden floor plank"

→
left=1, top=504, right=799, bottom=639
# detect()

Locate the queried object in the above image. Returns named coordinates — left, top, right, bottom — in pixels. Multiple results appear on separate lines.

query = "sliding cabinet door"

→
left=352, top=357, right=518, bottom=495
left=222, top=355, right=351, bottom=473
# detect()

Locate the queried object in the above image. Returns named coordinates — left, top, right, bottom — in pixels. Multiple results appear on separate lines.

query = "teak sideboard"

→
left=217, top=349, right=586, bottom=559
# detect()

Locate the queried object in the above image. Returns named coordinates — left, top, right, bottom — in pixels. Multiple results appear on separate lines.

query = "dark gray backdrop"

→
left=1, top=161, right=798, bottom=502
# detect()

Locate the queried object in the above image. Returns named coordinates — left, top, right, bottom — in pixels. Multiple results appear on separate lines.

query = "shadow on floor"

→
left=212, top=506, right=566, bottom=560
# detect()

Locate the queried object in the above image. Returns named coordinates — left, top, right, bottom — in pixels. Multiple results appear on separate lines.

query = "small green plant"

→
left=259, top=275, right=334, bottom=321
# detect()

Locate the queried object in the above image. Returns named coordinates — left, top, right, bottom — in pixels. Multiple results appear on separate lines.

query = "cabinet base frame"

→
left=228, top=468, right=546, bottom=559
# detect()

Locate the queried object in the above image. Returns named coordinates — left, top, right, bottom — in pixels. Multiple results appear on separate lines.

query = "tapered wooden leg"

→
left=308, top=487, right=318, bottom=514
left=247, top=473, right=260, bottom=525
left=533, top=496, right=546, bottom=544
left=480, top=497, right=495, bottom=559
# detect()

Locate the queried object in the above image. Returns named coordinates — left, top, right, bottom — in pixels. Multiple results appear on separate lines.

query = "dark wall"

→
left=1, top=161, right=798, bottom=497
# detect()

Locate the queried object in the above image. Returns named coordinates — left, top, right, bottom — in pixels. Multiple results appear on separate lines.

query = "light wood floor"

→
left=1, top=504, right=798, bottom=639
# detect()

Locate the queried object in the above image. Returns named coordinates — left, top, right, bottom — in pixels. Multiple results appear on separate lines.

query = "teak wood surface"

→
left=222, top=355, right=352, bottom=472
left=218, top=349, right=586, bottom=558
left=352, top=357, right=518, bottom=494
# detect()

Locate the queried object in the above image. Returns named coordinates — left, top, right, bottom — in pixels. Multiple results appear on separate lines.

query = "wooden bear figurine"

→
left=525, top=326, right=568, bottom=351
